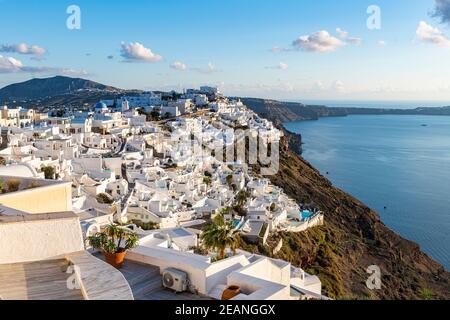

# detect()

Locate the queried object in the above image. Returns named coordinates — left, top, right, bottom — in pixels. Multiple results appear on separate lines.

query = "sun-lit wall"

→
left=0, top=178, right=72, bottom=214
left=0, top=212, right=84, bottom=264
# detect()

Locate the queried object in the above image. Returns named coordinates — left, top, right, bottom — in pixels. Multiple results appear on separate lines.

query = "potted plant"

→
left=87, top=224, right=139, bottom=269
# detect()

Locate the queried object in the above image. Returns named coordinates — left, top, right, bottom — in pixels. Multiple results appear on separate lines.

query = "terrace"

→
left=93, top=252, right=210, bottom=300
left=0, top=212, right=134, bottom=300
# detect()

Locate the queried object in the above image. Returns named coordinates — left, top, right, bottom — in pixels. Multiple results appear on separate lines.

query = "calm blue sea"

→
left=284, top=114, right=450, bottom=270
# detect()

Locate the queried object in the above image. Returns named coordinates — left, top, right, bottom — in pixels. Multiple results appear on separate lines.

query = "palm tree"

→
left=201, top=213, right=239, bottom=260
left=236, top=190, right=250, bottom=208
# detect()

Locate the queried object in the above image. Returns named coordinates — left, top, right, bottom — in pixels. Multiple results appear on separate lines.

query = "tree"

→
left=203, top=176, right=212, bottom=186
left=163, top=112, right=172, bottom=119
left=201, top=213, right=239, bottom=261
left=150, top=111, right=161, bottom=121
left=236, top=190, right=250, bottom=208
left=269, top=203, right=276, bottom=212
left=42, top=166, right=55, bottom=180
left=226, top=175, right=233, bottom=188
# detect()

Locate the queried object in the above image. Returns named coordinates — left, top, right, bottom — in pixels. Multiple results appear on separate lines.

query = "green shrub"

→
left=96, top=193, right=114, bottom=204
left=420, top=288, right=433, bottom=300
left=7, top=179, right=21, bottom=192
left=132, top=220, right=158, bottom=231
left=41, top=166, right=56, bottom=180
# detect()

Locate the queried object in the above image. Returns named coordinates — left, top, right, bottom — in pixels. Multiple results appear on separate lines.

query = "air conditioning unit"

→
left=162, top=268, right=188, bottom=293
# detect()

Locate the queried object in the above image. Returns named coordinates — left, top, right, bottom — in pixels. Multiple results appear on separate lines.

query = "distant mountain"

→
left=241, top=97, right=450, bottom=124
left=0, top=76, right=122, bottom=102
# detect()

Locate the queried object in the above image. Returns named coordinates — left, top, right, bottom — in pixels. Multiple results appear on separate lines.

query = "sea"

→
left=284, top=101, right=450, bottom=270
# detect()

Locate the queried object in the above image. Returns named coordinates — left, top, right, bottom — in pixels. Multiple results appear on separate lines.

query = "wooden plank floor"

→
left=0, top=259, right=83, bottom=300
left=94, top=252, right=211, bottom=300
left=66, top=251, right=134, bottom=300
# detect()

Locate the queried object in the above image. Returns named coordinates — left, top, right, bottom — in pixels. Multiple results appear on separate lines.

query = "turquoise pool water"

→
left=301, top=210, right=313, bottom=220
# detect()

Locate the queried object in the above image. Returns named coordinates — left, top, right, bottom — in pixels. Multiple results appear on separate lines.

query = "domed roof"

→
left=94, top=102, right=107, bottom=109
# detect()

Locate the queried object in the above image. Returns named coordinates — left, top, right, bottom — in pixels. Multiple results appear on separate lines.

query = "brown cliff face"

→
left=241, top=133, right=450, bottom=300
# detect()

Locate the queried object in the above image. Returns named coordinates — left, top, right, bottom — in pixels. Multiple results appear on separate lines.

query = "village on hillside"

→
left=0, top=87, right=325, bottom=301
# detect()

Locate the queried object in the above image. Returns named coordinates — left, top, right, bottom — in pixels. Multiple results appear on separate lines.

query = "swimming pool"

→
left=232, top=219, right=241, bottom=228
left=301, top=210, right=313, bottom=220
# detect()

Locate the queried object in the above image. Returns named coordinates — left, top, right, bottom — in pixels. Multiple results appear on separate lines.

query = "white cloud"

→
left=192, top=62, right=220, bottom=74
left=59, top=69, right=89, bottom=77
left=277, top=62, right=288, bottom=70
left=416, top=21, right=450, bottom=47
left=270, top=46, right=283, bottom=53
left=265, top=62, right=289, bottom=70
left=292, top=30, right=345, bottom=52
left=336, top=28, right=349, bottom=38
left=120, top=42, right=163, bottom=63
left=170, top=61, right=187, bottom=71
left=313, top=80, right=325, bottom=91
left=332, top=80, right=345, bottom=93
left=378, top=40, right=387, bottom=47
left=336, top=28, right=363, bottom=46
left=0, top=55, right=24, bottom=73
left=0, top=43, right=47, bottom=57
left=346, top=37, right=363, bottom=46
left=0, top=55, right=88, bottom=76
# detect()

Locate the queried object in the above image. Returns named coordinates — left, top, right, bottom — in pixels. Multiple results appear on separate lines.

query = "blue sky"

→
left=1, top=0, right=450, bottom=101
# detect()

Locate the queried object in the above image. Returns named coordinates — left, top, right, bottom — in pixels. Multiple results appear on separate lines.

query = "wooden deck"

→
left=94, top=252, right=211, bottom=300
left=0, top=259, right=83, bottom=300
left=66, top=251, right=134, bottom=300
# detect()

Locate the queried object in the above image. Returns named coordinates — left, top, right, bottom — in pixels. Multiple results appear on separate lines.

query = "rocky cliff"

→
left=240, top=129, right=450, bottom=300
left=240, top=97, right=450, bottom=124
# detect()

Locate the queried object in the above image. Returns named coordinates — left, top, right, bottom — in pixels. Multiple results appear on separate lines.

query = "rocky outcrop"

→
left=240, top=97, right=450, bottom=124
left=241, top=132, right=450, bottom=300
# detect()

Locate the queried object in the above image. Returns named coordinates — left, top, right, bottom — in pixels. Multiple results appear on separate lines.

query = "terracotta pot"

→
left=104, top=251, right=127, bottom=269
left=221, top=285, right=241, bottom=300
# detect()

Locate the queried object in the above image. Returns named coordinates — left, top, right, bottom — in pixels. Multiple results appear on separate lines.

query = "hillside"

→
left=0, top=76, right=121, bottom=103
left=242, top=132, right=450, bottom=300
